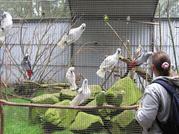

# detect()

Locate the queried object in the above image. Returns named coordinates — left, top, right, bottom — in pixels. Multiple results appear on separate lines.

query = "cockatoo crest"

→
left=78, top=78, right=89, bottom=93
left=116, top=48, right=121, bottom=56
left=68, top=67, right=75, bottom=72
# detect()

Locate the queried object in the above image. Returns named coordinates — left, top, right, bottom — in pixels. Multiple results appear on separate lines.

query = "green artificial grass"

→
left=4, top=98, right=43, bottom=134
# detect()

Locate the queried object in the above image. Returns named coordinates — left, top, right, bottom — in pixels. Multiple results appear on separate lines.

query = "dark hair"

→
left=152, top=51, right=171, bottom=76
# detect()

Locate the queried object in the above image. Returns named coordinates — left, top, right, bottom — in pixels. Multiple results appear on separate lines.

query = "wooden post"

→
left=0, top=105, right=4, bottom=134
left=69, top=43, right=74, bottom=66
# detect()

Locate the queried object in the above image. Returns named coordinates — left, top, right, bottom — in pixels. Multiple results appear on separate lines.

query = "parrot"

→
left=95, top=91, right=106, bottom=106
left=126, top=16, right=131, bottom=24
left=66, top=67, right=78, bottom=90
left=70, top=79, right=91, bottom=106
left=104, top=14, right=109, bottom=23
left=96, top=48, right=121, bottom=78
left=0, top=11, right=13, bottom=31
left=21, top=54, right=33, bottom=80
left=57, top=23, right=86, bottom=49
left=126, top=16, right=131, bottom=22
left=133, top=50, right=153, bottom=66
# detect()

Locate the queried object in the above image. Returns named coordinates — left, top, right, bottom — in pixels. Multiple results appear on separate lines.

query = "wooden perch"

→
left=135, top=68, right=152, bottom=82
left=23, top=80, right=70, bottom=88
left=0, top=99, right=138, bottom=110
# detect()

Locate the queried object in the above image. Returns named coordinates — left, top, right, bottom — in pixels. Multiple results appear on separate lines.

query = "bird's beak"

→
left=117, top=50, right=121, bottom=54
left=2, top=14, right=6, bottom=19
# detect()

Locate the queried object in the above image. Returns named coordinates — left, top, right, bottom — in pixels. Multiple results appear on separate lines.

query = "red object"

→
left=26, top=70, right=33, bottom=79
left=128, top=60, right=137, bottom=69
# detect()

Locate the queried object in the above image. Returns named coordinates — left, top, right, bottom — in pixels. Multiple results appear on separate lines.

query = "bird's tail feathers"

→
left=57, top=34, right=67, bottom=49
left=96, top=69, right=105, bottom=78
left=57, top=40, right=66, bottom=49
left=70, top=96, right=81, bottom=106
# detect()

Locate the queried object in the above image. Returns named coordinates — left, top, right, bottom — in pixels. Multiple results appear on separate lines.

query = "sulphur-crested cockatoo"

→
left=0, top=11, right=13, bottom=31
left=96, top=48, right=121, bottom=78
left=57, top=23, right=86, bottom=48
left=66, top=67, right=78, bottom=90
left=70, top=79, right=91, bottom=106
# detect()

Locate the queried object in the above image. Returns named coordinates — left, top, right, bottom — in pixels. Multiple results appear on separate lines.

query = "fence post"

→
left=0, top=104, right=4, bottom=134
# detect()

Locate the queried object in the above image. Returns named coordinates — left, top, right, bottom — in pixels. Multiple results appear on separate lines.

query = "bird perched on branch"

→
left=129, top=49, right=153, bottom=69
left=70, top=79, right=91, bottom=106
left=66, top=67, right=78, bottom=90
left=21, top=54, right=33, bottom=80
left=0, top=11, right=13, bottom=46
left=96, top=48, right=121, bottom=78
left=0, top=11, right=13, bottom=31
left=104, top=14, right=109, bottom=23
left=134, top=51, right=153, bottom=66
left=57, top=23, right=86, bottom=49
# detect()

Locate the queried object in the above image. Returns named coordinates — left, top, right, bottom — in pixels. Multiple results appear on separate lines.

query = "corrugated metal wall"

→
left=0, top=21, right=71, bottom=83
left=154, top=20, right=179, bottom=69
left=1, top=20, right=154, bottom=85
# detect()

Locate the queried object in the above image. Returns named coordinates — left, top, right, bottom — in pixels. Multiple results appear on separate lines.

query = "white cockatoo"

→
left=96, top=48, right=121, bottom=78
left=57, top=23, right=86, bottom=48
left=70, top=79, right=91, bottom=106
left=0, top=11, right=13, bottom=46
left=66, top=67, right=78, bottom=90
left=0, top=11, right=13, bottom=31
left=134, top=50, right=153, bottom=66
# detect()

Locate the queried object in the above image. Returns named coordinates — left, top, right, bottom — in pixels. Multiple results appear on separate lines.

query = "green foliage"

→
left=31, top=93, right=61, bottom=123
left=95, top=91, right=106, bottom=106
left=0, top=0, right=71, bottom=19
left=32, top=93, right=60, bottom=104
left=107, top=77, right=142, bottom=106
left=111, top=110, right=135, bottom=128
left=105, top=91, right=123, bottom=106
left=4, top=98, right=43, bottom=134
left=70, top=112, right=104, bottom=131
left=52, top=130, right=74, bottom=134
left=45, top=100, right=78, bottom=128
left=59, top=89, right=77, bottom=100
left=89, top=85, right=103, bottom=99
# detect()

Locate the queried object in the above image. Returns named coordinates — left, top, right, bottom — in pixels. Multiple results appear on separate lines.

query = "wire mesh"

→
left=0, top=0, right=169, bottom=134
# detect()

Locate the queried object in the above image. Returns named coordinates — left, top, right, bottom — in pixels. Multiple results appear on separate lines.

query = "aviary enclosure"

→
left=0, top=0, right=179, bottom=134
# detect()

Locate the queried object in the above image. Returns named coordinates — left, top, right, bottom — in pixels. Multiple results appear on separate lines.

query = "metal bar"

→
left=0, top=105, right=4, bottom=134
